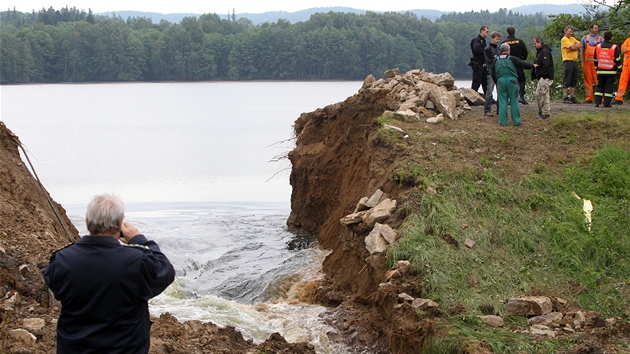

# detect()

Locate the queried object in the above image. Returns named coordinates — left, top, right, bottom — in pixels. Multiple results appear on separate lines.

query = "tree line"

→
left=0, top=4, right=627, bottom=84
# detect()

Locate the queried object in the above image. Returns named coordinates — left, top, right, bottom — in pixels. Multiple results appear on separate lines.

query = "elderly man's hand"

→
left=120, top=222, right=141, bottom=244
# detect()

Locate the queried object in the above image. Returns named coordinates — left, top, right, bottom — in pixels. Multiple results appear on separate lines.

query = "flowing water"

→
left=1, top=79, right=470, bottom=352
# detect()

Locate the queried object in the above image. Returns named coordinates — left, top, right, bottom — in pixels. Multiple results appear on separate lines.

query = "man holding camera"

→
left=44, top=193, right=175, bottom=353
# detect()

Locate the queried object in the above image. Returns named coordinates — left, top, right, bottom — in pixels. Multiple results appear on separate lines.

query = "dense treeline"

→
left=0, top=7, right=550, bottom=83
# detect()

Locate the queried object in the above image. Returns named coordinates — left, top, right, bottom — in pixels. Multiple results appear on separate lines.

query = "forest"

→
left=0, top=3, right=627, bottom=83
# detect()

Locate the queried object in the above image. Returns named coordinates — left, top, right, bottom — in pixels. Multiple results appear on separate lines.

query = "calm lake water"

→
left=1, top=79, right=469, bottom=352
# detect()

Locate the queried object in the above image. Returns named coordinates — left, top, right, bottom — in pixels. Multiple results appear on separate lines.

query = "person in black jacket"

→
left=44, top=194, right=175, bottom=354
left=594, top=30, right=623, bottom=107
left=483, top=31, right=502, bottom=116
left=532, top=36, right=554, bottom=118
left=502, top=27, right=529, bottom=104
left=470, top=26, right=490, bottom=95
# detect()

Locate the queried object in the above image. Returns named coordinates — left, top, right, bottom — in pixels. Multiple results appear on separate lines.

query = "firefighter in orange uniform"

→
left=594, top=31, right=623, bottom=107
left=613, top=32, right=630, bottom=105
left=580, top=23, right=603, bottom=103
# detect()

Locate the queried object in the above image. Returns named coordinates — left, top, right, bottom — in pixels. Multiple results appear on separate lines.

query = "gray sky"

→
left=8, top=0, right=581, bottom=15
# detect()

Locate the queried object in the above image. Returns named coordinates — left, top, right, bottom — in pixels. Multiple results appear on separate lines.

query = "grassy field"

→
left=384, top=107, right=630, bottom=353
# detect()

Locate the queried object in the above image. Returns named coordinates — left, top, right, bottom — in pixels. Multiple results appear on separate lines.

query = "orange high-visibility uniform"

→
left=615, top=37, right=630, bottom=102
left=582, top=34, right=603, bottom=101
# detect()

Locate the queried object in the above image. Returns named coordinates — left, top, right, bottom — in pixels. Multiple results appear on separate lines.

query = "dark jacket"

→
left=44, top=234, right=175, bottom=354
left=492, top=54, right=535, bottom=83
left=533, top=44, right=554, bottom=80
left=485, top=42, right=501, bottom=68
left=471, top=34, right=487, bottom=64
left=502, top=36, right=529, bottom=61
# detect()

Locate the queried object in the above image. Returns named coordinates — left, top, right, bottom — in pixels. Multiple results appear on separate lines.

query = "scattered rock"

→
left=8, top=329, right=37, bottom=345
left=426, top=113, right=444, bottom=124
left=364, top=198, right=397, bottom=227
left=22, top=318, right=46, bottom=332
left=506, top=296, right=552, bottom=316
left=464, top=239, right=475, bottom=248
left=480, top=315, right=504, bottom=327
left=527, top=312, right=563, bottom=326
left=411, top=298, right=439, bottom=310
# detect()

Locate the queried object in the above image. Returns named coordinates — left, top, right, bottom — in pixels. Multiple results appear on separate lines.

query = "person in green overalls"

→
left=491, top=43, right=536, bottom=126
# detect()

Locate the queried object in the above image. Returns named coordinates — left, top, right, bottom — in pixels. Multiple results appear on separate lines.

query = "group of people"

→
left=471, top=24, right=629, bottom=126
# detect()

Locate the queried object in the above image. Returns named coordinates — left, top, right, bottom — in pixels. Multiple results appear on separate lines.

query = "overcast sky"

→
left=8, top=0, right=581, bottom=15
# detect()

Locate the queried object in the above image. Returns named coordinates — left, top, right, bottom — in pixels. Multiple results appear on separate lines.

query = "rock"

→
left=8, top=329, right=37, bottom=345
left=459, top=87, right=485, bottom=105
left=464, top=239, right=475, bottom=248
left=365, top=189, right=385, bottom=208
left=425, top=72, right=455, bottom=89
left=365, top=226, right=388, bottom=254
left=362, top=74, right=376, bottom=90
left=426, top=114, right=444, bottom=124
left=398, top=293, right=415, bottom=302
left=449, top=89, right=462, bottom=106
left=506, top=296, right=553, bottom=316
left=416, top=106, right=434, bottom=118
left=340, top=211, right=367, bottom=225
left=355, top=197, right=370, bottom=212
left=23, top=318, right=46, bottom=331
left=527, top=312, right=563, bottom=326
left=384, top=68, right=400, bottom=78
left=383, top=110, right=419, bottom=122
left=377, top=223, right=398, bottom=244
left=364, top=198, right=397, bottom=227
left=396, top=260, right=411, bottom=275
left=480, top=315, right=504, bottom=327
left=365, top=223, right=397, bottom=254
left=529, top=324, right=556, bottom=338
left=382, top=124, right=405, bottom=133
left=429, top=85, right=457, bottom=119
left=411, top=298, right=439, bottom=309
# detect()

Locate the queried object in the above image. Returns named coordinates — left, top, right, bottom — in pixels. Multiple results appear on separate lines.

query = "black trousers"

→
left=594, top=74, right=617, bottom=107
left=471, top=62, right=488, bottom=96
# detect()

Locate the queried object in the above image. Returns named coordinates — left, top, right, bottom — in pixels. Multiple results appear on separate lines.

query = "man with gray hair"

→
left=491, top=43, right=535, bottom=126
left=44, top=193, right=175, bottom=353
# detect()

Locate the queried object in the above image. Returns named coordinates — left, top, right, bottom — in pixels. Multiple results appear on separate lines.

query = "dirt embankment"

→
left=287, top=77, right=630, bottom=352
left=0, top=122, right=315, bottom=353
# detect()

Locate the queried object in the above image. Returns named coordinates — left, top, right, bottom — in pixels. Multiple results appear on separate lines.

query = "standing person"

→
left=532, top=36, right=554, bottom=119
left=502, top=27, right=529, bottom=104
left=491, top=43, right=536, bottom=126
left=580, top=23, right=604, bottom=103
left=594, top=30, right=623, bottom=107
left=470, top=26, right=490, bottom=96
left=613, top=31, right=630, bottom=104
left=484, top=31, right=502, bottom=116
left=561, top=25, right=582, bottom=103
left=44, top=193, right=176, bottom=354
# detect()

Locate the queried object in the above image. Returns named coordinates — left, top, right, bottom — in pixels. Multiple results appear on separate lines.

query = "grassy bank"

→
left=386, top=109, right=630, bottom=353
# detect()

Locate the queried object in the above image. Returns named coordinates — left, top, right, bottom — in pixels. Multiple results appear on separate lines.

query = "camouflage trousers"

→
left=536, top=78, right=553, bottom=116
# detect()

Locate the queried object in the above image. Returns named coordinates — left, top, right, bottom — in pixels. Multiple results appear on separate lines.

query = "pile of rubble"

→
left=360, top=68, right=484, bottom=125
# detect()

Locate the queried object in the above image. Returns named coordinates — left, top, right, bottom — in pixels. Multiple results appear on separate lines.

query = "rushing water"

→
left=1, top=79, right=471, bottom=352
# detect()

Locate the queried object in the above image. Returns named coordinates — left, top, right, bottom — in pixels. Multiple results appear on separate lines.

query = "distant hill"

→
left=99, top=4, right=587, bottom=25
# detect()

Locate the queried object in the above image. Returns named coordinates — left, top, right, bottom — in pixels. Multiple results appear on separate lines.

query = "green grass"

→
left=387, top=143, right=630, bottom=352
